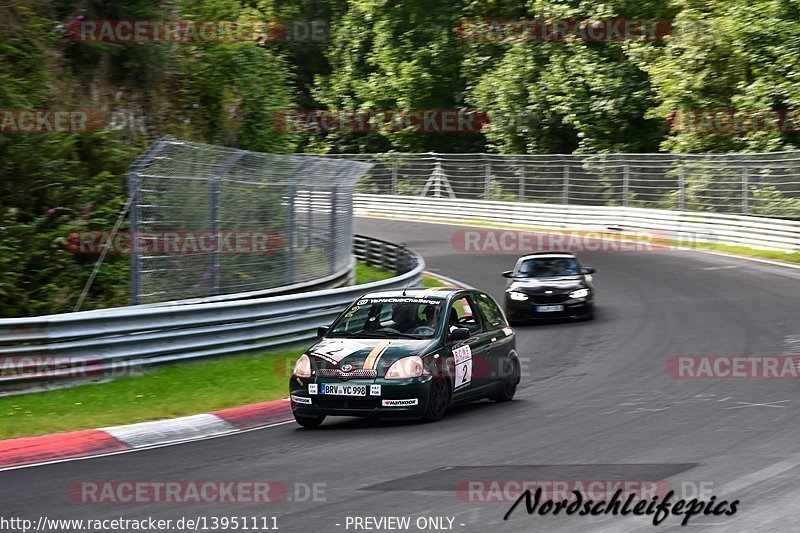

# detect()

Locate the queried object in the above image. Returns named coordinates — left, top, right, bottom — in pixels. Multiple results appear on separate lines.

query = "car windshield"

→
left=327, top=297, right=443, bottom=339
left=516, top=257, right=580, bottom=278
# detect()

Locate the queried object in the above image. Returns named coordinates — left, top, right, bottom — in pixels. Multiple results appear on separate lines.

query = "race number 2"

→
left=453, top=345, right=472, bottom=390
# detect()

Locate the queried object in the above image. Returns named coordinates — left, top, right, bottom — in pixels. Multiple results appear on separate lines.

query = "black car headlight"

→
left=507, top=291, right=529, bottom=301
left=569, top=288, right=590, bottom=299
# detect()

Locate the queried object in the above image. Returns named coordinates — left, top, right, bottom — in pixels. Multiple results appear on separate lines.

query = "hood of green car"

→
left=307, top=337, right=436, bottom=375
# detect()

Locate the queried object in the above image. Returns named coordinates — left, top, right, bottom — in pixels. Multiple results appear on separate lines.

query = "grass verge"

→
left=0, top=348, right=303, bottom=440
left=355, top=261, right=395, bottom=284
left=693, top=242, right=798, bottom=263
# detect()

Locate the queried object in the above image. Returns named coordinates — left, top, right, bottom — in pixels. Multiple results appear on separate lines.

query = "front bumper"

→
left=506, top=297, right=593, bottom=320
left=289, top=375, right=431, bottom=418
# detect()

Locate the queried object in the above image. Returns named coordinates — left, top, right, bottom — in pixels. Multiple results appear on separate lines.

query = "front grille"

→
left=529, top=293, right=569, bottom=304
left=316, top=368, right=378, bottom=380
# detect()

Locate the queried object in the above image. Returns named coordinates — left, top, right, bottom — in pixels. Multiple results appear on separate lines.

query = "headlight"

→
left=293, top=354, right=312, bottom=378
left=508, top=291, right=528, bottom=301
left=569, top=288, right=590, bottom=299
left=385, top=356, right=424, bottom=379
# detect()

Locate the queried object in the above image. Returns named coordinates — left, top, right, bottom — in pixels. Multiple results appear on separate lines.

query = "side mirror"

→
left=449, top=327, right=470, bottom=341
left=316, top=326, right=329, bottom=338
left=581, top=267, right=596, bottom=274
left=501, top=270, right=514, bottom=278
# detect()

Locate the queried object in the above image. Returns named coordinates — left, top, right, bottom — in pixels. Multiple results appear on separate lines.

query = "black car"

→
left=502, top=252, right=596, bottom=323
left=289, top=287, right=520, bottom=427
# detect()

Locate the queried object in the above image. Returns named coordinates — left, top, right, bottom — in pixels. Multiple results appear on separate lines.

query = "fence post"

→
left=519, top=160, right=525, bottom=202
left=329, top=186, right=338, bottom=275
left=286, top=175, right=297, bottom=285
left=127, top=138, right=169, bottom=305
left=679, top=164, right=686, bottom=210
left=207, top=151, right=247, bottom=297
left=210, top=171, right=220, bottom=296
left=128, top=168, right=140, bottom=305
left=306, top=178, right=313, bottom=252
left=622, top=164, right=630, bottom=207
left=742, top=166, right=749, bottom=215
left=391, top=159, right=398, bottom=195
left=563, top=163, right=570, bottom=205
left=284, top=160, right=313, bottom=285
left=484, top=155, right=492, bottom=200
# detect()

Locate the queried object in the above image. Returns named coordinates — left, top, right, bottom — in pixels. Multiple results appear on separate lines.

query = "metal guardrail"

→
left=126, top=260, right=356, bottom=309
left=0, top=236, right=424, bottom=385
left=314, top=152, right=800, bottom=219
left=354, top=194, right=800, bottom=252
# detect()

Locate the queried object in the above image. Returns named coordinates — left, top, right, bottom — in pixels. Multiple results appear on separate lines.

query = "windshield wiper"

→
left=358, top=331, right=425, bottom=339
left=326, top=332, right=358, bottom=338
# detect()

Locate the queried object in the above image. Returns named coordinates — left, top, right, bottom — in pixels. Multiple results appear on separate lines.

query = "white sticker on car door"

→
left=453, top=345, right=472, bottom=391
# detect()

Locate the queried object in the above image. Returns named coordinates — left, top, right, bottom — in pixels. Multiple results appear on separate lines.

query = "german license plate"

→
left=536, top=305, right=564, bottom=312
left=319, top=383, right=367, bottom=396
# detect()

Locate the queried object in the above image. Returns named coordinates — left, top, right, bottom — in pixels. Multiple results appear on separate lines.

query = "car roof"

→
left=518, top=252, right=577, bottom=260
left=360, top=287, right=464, bottom=301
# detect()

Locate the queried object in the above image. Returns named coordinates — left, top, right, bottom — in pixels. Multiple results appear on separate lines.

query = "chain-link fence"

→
left=313, top=152, right=800, bottom=219
left=128, top=138, right=372, bottom=304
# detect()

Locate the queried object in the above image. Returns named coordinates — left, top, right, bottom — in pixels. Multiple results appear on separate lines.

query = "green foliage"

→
left=467, top=2, right=671, bottom=154
left=0, top=0, right=298, bottom=316
left=313, top=0, right=483, bottom=153
left=354, top=261, right=394, bottom=284
left=644, top=0, right=800, bottom=152
left=750, top=185, right=800, bottom=219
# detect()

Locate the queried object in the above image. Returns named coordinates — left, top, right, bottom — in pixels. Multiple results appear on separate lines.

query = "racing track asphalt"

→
left=2, top=217, right=800, bottom=532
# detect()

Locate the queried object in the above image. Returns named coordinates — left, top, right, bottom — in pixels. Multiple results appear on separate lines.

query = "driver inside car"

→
left=390, top=304, right=417, bottom=333
left=390, top=303, right=439, bottom=335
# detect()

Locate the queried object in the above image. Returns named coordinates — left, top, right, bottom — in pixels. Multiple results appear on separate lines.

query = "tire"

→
left=422, top=378, right=450, bottom=422
left=294, top=413, right=326, bottom=428
left=491, top=358, right=520, bottom=402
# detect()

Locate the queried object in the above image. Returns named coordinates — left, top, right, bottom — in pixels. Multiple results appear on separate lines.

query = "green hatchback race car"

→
left=289, top=287, right=521, bottom=427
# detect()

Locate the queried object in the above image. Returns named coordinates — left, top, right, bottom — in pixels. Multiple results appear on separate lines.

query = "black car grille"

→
left=316, top=368, right=378, bottom=380
left=528, top=293, right=570, bottom=304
